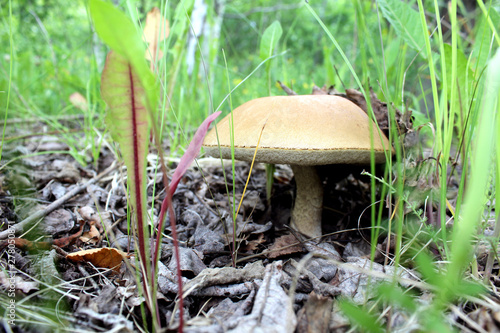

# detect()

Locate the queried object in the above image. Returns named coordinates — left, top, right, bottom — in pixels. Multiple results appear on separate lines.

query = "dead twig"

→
left=277, top=80, right=297, bottom=95
left=0, top=162, right=119, bottom=240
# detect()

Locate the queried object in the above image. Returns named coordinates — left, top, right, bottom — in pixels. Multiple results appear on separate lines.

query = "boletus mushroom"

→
left=203, top=95, right=392, bottom=239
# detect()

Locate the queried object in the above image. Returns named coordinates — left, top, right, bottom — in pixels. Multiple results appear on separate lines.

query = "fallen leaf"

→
left=43, top=208, right=74, bottom=234
left=79, top=220, right=101, bottom=244
left=69, top=92, right=88, bottom=111
left=241, top=233, right=266, bottom=253
left=296, top=292, right=333, bottom=333
left=67, top=247, right=128, bottom=272
left=267, top=234, right=304, bottom=259
left=0, top=238, right=51, bottom=251
left=143, top=7, right=169, bottom=62
left=0, top=222, right=85, bottom=251
left=53, top=222, right=86, bottom=248
left=168, top=247, right=206, bottom=277
left=183, top=261, right=265, bottom=292
left=228, top=262, right=297, bottom=332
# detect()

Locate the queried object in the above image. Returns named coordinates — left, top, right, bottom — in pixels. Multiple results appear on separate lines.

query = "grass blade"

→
left=378, top=0, right=426, bottom=53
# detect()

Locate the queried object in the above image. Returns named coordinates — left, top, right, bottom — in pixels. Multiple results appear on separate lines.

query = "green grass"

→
left=1, top=0, right=499, bottom=332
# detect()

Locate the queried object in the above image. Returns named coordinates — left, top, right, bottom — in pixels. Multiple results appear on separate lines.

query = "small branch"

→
left=277, top=80, right=297, bottom=95
left=0, top=162, right=119, bottom=240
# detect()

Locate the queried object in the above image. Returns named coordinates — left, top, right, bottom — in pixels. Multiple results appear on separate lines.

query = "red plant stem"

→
left=148, top=114, right=184, bottom=331
left=148, top=116, right=183, bottom=330
left=154, top=192, right=184, bottom=332
left=149, top=133, right=184, bottom=331
left=169, top=202, right=184, bottom=332
left=151, top=111, right=220, bottom=331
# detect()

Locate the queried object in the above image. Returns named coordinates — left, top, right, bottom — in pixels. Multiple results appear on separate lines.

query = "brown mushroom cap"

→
left=203, top=95, right=393, bottom=240
left=203, top=95, right=392, bottom=164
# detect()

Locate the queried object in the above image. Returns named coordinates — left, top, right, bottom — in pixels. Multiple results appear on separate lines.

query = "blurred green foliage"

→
left=0, top=0, right=415, bottom=121
left=2, top=0, right=497, bottom=163
left=0, top=0, right=97, bottom=117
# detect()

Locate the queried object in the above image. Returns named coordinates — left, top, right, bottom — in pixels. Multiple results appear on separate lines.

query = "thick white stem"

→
left=290, top=165, right=323, bottom=239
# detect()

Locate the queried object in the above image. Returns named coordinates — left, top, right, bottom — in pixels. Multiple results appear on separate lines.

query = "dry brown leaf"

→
left=267, top=234, right=304, bottom=259
left=0, top=238, right=50, bottom=251
left=79, top=220, right=101, bottom=244
left=69, top=92, right=88, bottom=111
left=241, top=233, right=266, bottom=253
left=143, top=7, right=169, bottom=62
left=296, top=292, right=333, bottom=333
left=67, top=247, right=128, bottom=272
left=228, top=262, right=297, bottom=331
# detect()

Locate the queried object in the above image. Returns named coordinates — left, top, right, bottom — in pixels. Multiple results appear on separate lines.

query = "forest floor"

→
left=0, top=115, right=498, bottom=333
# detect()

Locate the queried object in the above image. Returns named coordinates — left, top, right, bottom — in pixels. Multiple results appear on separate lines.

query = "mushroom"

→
left=202, top=95, right=392, bottom=239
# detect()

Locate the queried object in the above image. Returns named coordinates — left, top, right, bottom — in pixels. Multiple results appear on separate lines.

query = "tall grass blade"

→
left=0, top=0, right=14, bottom=162
left=448, top=49, right=500, bottom=287
left=260, top=20, right=283, bottom=95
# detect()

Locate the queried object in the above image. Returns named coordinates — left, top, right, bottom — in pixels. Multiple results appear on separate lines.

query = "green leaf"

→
left=443, top=44, right=474, bottom=99
left=100, top=50, right=150, bottom=259
left=90, top=0, right=157, bottom=302
left=89, top=0, right=142, bottom=57
left=378, top=0, right=426, bottom=52
left=89, top=0, right=158, bottom=112
left=415, top=251, right=442, bottom=288
left=376, top=284, right=417, bottom=312
left=421, top=307, right=455, bottom=333
left=172, top=0, right=195, bottom=38
left=449, top=48, right=500, bottom=288
left=473, top=9, right=500, bottom=72
left=259, top=20, right=283, bottom=61
left=339, top=300, right=384, bottom=333
left=101, top=51, right=149, bottom=181
left=383, top=36, right=402, bottom=70
left=452, top=280, right=486, bottom=298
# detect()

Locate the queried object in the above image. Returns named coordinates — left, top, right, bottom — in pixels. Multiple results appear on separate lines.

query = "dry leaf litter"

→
left=0, top=88, right=498, bottom=333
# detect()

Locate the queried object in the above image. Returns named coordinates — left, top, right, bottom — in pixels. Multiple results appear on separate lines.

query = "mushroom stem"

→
left=290, top=165, right=323, bottom=239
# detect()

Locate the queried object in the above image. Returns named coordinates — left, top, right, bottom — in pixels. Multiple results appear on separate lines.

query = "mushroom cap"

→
left=203, top=95, right=392, bottom=165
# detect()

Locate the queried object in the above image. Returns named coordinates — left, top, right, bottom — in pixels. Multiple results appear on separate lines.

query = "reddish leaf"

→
left=101, top=50, right=151, bottom=290
left=170, top=111, right=221, bottom=193
left=53, top=222, right=86, bottom=247
left=154, top=111, right=221, bottom=260
left=152, top=111, right=221, bottom=333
